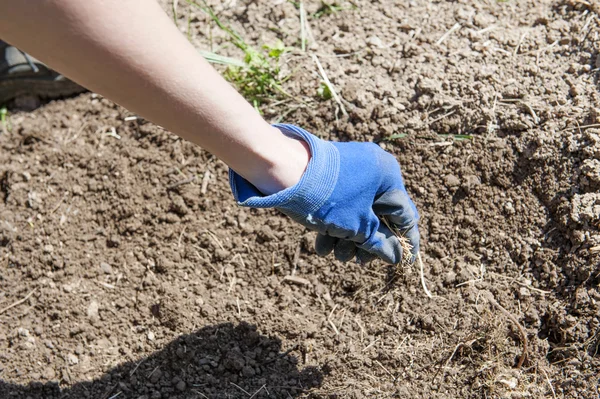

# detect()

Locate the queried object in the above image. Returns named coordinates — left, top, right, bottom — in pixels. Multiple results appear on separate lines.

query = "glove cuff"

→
left=229, top=124, right=340, bottom=215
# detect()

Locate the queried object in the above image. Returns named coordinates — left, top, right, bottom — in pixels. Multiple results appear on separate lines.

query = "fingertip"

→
left=385, top=235, right=404, bottom=265
left=314, top=234, right=336, bottom=256
left=334, top=239, right=356, bottom=262
left=378, top=223, right=404, bottom=265
left=356, top=249, right=377, bottom=265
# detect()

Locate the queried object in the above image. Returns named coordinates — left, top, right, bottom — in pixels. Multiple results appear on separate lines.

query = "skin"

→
left=0, top=0, right=310, bottom=195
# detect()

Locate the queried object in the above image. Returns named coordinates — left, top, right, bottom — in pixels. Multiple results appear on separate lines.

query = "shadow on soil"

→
left=0, top=322, right=324, bottom=399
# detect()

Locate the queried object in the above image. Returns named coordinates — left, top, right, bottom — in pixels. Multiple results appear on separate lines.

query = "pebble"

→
left=498, top=378, right=517, bottom=389
left=201, top=305, right=217, bottom=318
left=176, top=381, right=186, bottom=391
left=366, top=35, right=384, bottom=48
left=87, top=300, right=99, bottom=320
left=107, top=235, right=121, bottom=248
left=100, top=262, right=112, bottom=274
left=504, top=201, right=515, bottom=214
left=444, top=175, right=460, bottom=187
left=42, top=366, right=56, bottom=380
left=17, top=328, right=30, bottom=337
left=519, top=287, right=530, bottom=298
left=43, top=244, right=54, bottom=253
left=242, top=365, right=255, bottom=377
left=67, top=353, right=79, bottom=365
left=72, top=185, right=83, bottom=196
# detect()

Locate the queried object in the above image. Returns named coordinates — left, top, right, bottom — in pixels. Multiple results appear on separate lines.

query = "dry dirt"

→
left=1, top=0, right=600, bottom=398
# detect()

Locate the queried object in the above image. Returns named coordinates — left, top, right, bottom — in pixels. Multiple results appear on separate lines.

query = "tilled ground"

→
left=1, top=0, right=599, bottom=398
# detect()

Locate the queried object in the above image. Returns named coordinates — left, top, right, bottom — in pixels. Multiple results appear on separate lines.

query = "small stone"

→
left=17, top=328, right=30, bottom=337
left=176, top=380, right=186, bottom=391
left=214, top=249, right=230, bottom=261
left=444, top=175, right=460, bottom=187
left=200, top=305, right=217, bottom=318
left=33, top=326, right=43, bottom=335
left=22, top=172, right=32, bottom=182
left=67, top=353, right=79, bottom=365
left=42, top=366, right=56, bottom=380
left=63, top=283, right=75, bottom=293
left=282, top=275, right=311, bottom=286
left=237, top=211, right=248, bottom=225
left=107, top=235, right=121, bottom=248
left=43, top=245, right=54, bottom=253
left=498, top=378, right=517, bottom=389
left=462, top=175, right=481, bottom=188
left=87, top=300, right=99, bottom=320
left=72, top=185, right=83, bottom=196
left=366, top=35, right=384, bottom=48
left=242, top=365, right=255, bottom=377
left=147, top=331, right=155, bottom=341
left=100, top=262, right=112, bottom=274
left=44, top=340, right=54, bottom=349
left=504, top=201, right=515, bottom=214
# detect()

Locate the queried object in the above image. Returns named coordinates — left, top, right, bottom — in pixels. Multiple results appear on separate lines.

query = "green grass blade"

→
left=386, top=133, right=408, bottom=140
left=437, top=134, right=473, bottom=141
left=384, top=133, right=473, bottom=141
left=198, top=50, right=246, bottom=67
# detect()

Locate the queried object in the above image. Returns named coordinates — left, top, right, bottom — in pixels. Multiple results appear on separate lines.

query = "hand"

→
left=229, top=124, right=420, bottom=264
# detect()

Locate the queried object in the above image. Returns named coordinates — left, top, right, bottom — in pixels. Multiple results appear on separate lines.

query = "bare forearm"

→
left=0, top=0, right=308, bottom=193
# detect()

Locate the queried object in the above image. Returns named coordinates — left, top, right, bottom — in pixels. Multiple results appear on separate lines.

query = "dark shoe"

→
left=0, top=40, right=85, bottom=106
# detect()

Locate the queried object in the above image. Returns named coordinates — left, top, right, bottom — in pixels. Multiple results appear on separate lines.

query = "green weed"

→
left=313, top=1, right=356, bottom=18
left=317, top=81, right=333, bottom=100
left=0, top=107, right=9, bottom=133
left=187, top=0, right=293, bottom=108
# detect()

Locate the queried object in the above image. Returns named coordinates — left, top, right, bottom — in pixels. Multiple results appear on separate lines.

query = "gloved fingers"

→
left=357, top=221, right=403, bottom=265
left=356, top=248, right=377, bottom=265
left=373, top=190, right=420, bottom=257
left=373, top=190, right=419, bottom=227
left=315, top=233, right=336, bottom=256
left=334, top=239, right=356, bottom=262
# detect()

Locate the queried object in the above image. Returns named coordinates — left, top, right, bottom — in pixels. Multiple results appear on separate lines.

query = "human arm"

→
left=0, top=0, right=309, bottom=195
left=0, top=0, right=420, bottom=264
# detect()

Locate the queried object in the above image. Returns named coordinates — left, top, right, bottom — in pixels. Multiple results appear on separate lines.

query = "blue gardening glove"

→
left=229, top=124, right=420, bottom=265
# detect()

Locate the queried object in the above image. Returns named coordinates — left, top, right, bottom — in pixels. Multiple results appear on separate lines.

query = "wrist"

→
left=248, top=126, right=311, bottom=195
left=229, top=124, right=340, bottom=215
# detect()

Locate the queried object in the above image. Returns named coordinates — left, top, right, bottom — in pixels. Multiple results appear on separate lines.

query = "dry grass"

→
left=381, top=217, right=433, bottom=298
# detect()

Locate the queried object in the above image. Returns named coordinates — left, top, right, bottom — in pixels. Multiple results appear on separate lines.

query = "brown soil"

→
left=1, top=0, right=599, bottom=398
